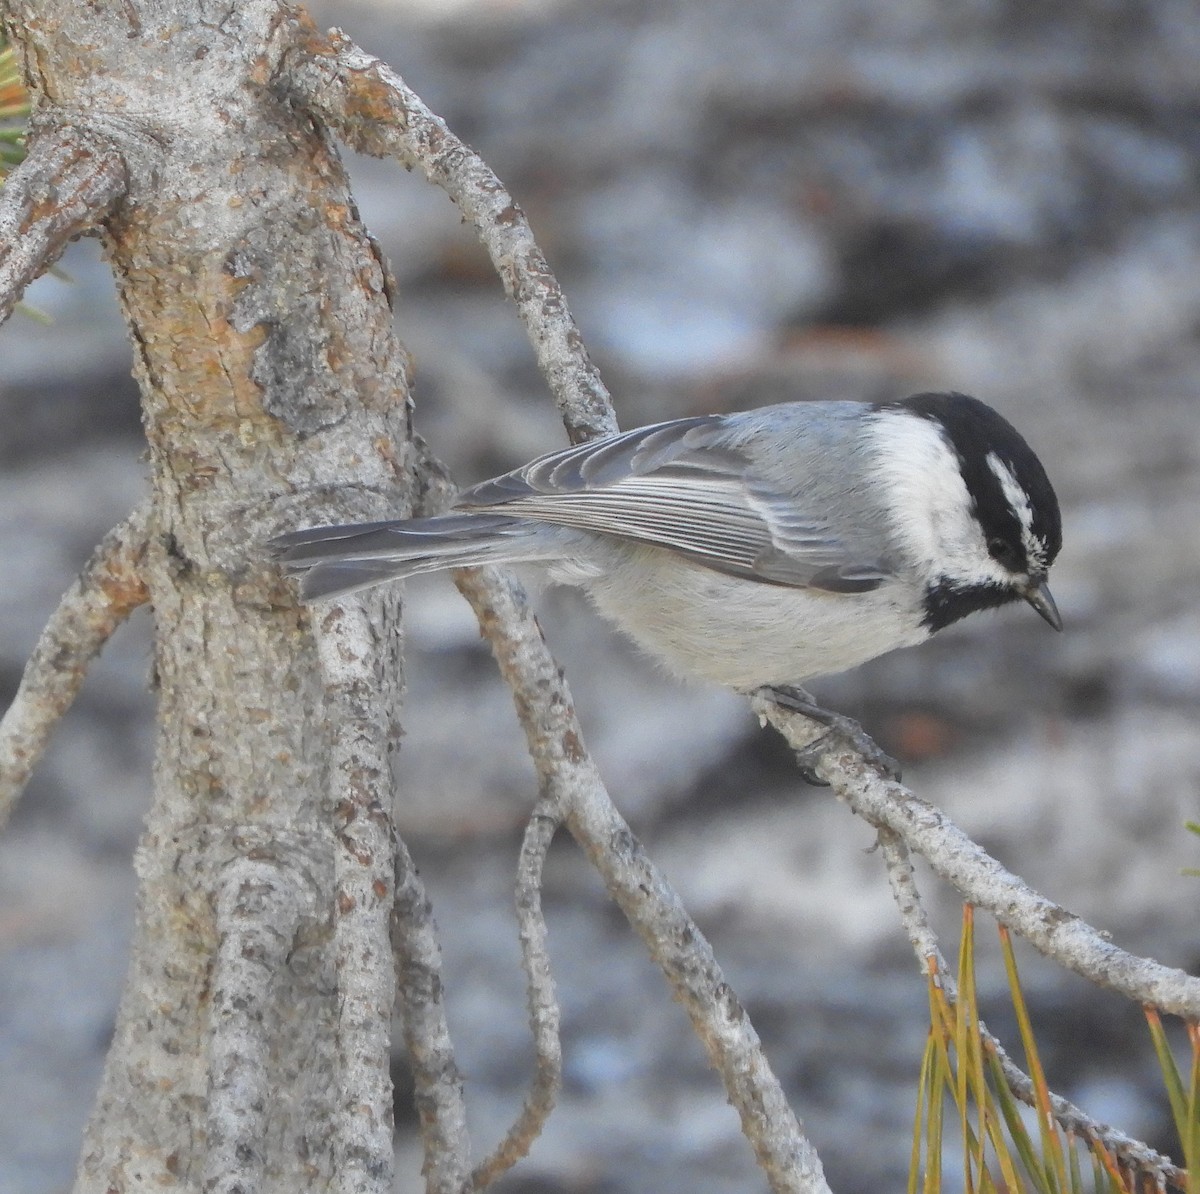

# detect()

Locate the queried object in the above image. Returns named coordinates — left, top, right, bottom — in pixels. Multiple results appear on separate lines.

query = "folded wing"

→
left=459, top=415, right=890, bottom=592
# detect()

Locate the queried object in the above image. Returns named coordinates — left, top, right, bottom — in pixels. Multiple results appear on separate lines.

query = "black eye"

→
left=987, top=537, right=1020, bottom=569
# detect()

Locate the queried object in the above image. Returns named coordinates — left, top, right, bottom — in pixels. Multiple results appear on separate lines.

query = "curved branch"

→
left=459, top=568, right=831, bottom=1194
left=286, top=24, right=1194, bottom=1182
left=876, top=829, right=1185, bottom=1187
left=472, top=803, right=564, bottom=1189
left=290, top=24, right=818, bottom=1187
left=204, top=853, right=311, bottom=1194
left=754, top=695, right=1200, bottom=1019
left=393, top=833, right=474, bottom=1193
left=311, top=600, right=404, bottom=1194
left=280, top=17, right=1197, bottom=1187
left=0, top=502, right=150, bottom=829
left=0, top=124, right=127, bottom=323
left=281, top=27, right=617, bottom=445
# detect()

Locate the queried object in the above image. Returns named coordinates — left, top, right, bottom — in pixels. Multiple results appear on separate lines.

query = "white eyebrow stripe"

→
left=986, top=453, right=1033, bottom=531
left=986, top=451, right=1044, bottom=565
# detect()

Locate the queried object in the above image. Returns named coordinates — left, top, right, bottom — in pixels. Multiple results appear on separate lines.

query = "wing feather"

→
left=458, top=415, right=891, bottom=590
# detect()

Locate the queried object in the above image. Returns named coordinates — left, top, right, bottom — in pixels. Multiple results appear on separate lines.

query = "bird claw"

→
left=759, top=685, right=902, bottom=784
left=792, top=751, right=832, bottom=787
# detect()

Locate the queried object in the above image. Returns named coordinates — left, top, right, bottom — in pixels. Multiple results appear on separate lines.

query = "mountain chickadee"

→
left=272, top=392, right=1062, bottom=692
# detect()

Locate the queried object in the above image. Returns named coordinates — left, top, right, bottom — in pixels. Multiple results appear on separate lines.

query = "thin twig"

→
left=0, top=503, right=149, bottom=829
left=460, top=568, right=832, bottom=1194
left=288, top=20, right=1198, bottom=1187
left=876, top=829, right=1185, bottom=1187
left=298, top=30, right=830, bottom=1181
left=204, top=852, right=311, bottom=1194
left=472, top=802, right=564, bottom=1190
left=882, top=831, right=1185, bottom=1185
left=393, top=834, right=473, bottom=1194
left=312, top=599, right=404, bottom=1194
left=0, top=124, right=127, bottom=323
left=874, top=828, right=939, bottom=965
left=282, top=27, right=618, bottom=444
left=294, top=23, right=827, bottom=1188
left=309, top=574, right=474, bottom=1193
left=755, top=695, right=1200, bottom=1019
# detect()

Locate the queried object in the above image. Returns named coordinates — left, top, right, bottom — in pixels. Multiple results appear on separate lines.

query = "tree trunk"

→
left=1, top=3, right=413, bottom=1188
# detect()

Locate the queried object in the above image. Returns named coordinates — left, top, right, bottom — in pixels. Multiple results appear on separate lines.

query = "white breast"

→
left=567, top=544, right=929, bottom=690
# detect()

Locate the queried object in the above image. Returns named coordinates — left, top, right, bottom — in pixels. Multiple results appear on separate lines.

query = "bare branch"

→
left=316, top=597, right=474, bottom=1191
left=472, top=802, right=563, bottom=1190
left=204, top=852, right=312, bottom=1194
left=291, top=26, right=1195, bottom=1182
left=459, top=568, right=832, bottom=1194
left=331, top=44, right=830, bottom=1170
left=393, top=835, right=473, bottom=1193
left=313, top=600, right=403, bottom=1194
left=0, top=124, right=126, bottom=323
left=876, top=829, right=1185, bottom=1188
left=282, top=28, right=618, bottom=444
left=754, top=696, right=1200, bottom=1018
left=0, top=503, right=149, bottom=829
left=875, top=827, right=937, bottom=963
left=280, top=17, right=1195, bottom=1189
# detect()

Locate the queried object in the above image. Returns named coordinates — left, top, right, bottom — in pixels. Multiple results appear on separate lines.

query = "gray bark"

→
left=0, top=5, right=831, bottom=1191
left=1, top=3, right=414, bottom=1189
left=753, top=694, right=1200, bottom=1019
left=2, top=4, right=1187, bottom=1191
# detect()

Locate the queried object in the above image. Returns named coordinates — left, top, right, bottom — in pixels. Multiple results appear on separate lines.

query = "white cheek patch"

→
left=986, top=452, right=1042, bottom=570
left=865, top=411, right=1008, bottom=586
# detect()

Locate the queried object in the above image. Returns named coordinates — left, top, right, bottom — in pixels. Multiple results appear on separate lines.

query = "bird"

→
left=270, top=392, right=1062, bottom=696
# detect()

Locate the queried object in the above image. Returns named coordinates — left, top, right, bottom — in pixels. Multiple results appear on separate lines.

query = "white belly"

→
left=560, top=544, right=929, bottom=691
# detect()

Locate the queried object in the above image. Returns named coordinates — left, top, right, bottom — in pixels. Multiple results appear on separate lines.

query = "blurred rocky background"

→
left=3, top=0, right=1200, bottom=1190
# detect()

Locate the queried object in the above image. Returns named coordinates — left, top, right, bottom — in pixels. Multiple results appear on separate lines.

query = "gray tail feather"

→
left=269, top=513, right=557, bottom=602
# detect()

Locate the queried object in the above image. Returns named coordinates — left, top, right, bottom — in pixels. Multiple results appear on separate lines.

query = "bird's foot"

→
left=759, top=685, right=902, bottom=785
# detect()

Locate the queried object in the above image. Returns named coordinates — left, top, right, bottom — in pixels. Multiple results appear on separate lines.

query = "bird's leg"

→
left=759, top=685, right=902, bottom=785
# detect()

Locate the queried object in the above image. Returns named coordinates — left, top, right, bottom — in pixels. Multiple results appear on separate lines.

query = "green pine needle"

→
left=909, top=910, right=1195, bottom=1192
